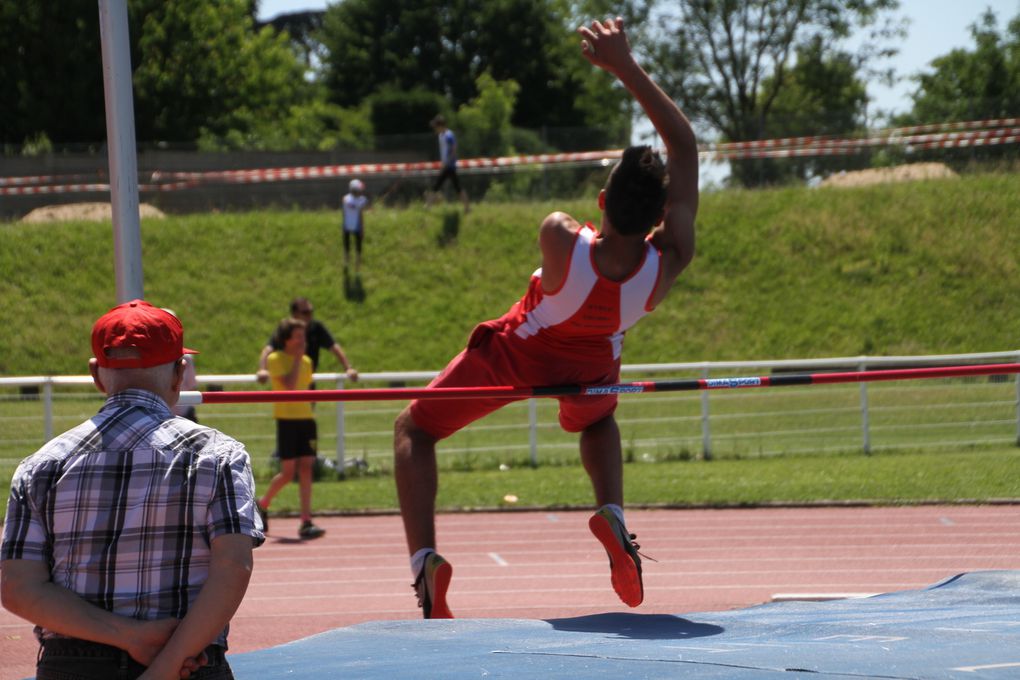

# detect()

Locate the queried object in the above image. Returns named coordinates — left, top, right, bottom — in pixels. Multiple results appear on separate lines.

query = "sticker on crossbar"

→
left=705, top=377, right=763, bottom=389
left=583, top=385, right=646, bottom=395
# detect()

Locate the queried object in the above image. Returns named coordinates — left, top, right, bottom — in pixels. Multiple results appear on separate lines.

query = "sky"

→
left=257, top=0, right=1019, bottom=119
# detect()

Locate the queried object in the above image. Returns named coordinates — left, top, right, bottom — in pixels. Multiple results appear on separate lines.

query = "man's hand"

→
left=122, top=618, right=179, bottom=666
left=345, top=367, right=359, bottom=382
left=286, top=340, right=307, bottom=359
left=578, top=17, right=635, bottom=75
left=255, top=369, right=270, bottom=384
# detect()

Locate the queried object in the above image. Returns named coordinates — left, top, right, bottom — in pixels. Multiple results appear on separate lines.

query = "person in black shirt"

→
left=256, top=297, right=358, bottom=384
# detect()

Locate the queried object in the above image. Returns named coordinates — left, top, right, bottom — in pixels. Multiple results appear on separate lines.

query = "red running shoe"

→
left=589, top=508, right=644, bottom=607
left=412, top=552, right=454, bottom=619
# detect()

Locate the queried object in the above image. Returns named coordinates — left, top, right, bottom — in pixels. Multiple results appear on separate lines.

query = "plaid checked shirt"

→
left=1, top=389, right=264, bottom=646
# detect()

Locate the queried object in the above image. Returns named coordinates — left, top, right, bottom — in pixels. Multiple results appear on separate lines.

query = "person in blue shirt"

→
left=427, top=115, right=470, bottom=213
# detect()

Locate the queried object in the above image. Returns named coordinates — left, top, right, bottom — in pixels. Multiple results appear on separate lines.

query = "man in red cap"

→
left=1, top=300, right=264, bottom=679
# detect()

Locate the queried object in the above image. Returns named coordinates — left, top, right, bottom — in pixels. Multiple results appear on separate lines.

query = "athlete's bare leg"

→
left=394, top=406, right=440, bottom=554
left=580, top=414, right=624, bottom=507
left=297, top=456, right=315, bottom=522
left=260, top=458, right=296, bottom=509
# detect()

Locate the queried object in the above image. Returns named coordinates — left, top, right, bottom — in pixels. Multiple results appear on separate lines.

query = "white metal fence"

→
left=1, top=351, right=1018, bottom=470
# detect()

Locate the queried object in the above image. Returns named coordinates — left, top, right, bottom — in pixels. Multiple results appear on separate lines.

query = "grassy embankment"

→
left=1, top=172, right=1018, bottom=513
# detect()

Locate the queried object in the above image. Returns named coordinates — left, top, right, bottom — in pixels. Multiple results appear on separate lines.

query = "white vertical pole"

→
left=98, top=0, right=144, bottom=302
left=335, top=377, right=346, bottom=473
left=859, top=361, right=871, bottom=454
left=43, top=381, right=54, bottom=441
left=1015, top=352, right=1020, bottom=446
left=700, top=366, right=712, bottom=460
left=528, top=398, right=538, bottom=467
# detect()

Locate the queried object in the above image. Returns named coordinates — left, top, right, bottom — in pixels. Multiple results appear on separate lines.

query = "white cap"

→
left=349, top=179, right=365, bottom=192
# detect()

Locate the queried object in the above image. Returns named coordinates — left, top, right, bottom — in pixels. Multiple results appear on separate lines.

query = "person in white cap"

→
left=342, top=178, right=370, bottom=271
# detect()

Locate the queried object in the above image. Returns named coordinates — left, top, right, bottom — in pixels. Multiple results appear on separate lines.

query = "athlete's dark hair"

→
left=604, top=145, right=668, bottom=236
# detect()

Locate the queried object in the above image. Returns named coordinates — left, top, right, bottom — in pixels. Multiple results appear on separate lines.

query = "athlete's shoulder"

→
left=539, top=211, right=582, bottom=234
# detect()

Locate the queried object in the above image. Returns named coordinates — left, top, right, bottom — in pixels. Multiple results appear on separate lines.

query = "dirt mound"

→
left=820, top=162, right=958, bottom=188
left=20, top=202, right=167, bottom=223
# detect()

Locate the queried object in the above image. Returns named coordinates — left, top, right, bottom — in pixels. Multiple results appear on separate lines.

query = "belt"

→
left=41, top=637, right=227, bottom=665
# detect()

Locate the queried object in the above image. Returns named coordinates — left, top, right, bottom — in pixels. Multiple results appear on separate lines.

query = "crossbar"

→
left=179, top=363, right=1020, bottom=405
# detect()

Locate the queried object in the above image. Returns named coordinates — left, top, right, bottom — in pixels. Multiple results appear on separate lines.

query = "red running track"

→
left=2, top=504, right=1019, bottom=679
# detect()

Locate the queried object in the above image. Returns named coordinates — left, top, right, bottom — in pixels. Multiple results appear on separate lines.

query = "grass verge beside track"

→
left=216, top=446, right=1020, bottom=516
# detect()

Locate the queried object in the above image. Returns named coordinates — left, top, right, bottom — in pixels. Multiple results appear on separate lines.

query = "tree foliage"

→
left=131, top=0, right=311, bottom=143
left=759, top=37, right=870, bottom=182
left=646, top=0, right=901, bottom=186
left=318, top=0, right=630, bottom=146
left=0, top=0, right=106, bottom=147
left=901, top=9, right=1020, bottom=124
left=0, top=0, right=325, bottom=149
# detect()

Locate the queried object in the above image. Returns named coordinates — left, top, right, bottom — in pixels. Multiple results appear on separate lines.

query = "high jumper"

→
left=392, top=16, right=700, bottom=618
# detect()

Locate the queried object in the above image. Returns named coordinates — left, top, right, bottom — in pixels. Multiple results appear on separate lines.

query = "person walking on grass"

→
left=342, top=178, right=370, bottom=272
left=257, top=317, right=326, bottom=540
left=2, top=300, right=263, bottom=679
left=393, top=17, right=699, bottom=618
left=426, top=115, right=470, bottom=213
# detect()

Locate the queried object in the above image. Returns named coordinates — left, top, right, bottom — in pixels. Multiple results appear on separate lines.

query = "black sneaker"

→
left=412, top=552, right=453, bottom=619
left=298, top=520, right=325, bottom=540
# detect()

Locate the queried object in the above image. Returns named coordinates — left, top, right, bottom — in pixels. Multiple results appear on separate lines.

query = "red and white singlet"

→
left=501, top=223, right=661, bottom=362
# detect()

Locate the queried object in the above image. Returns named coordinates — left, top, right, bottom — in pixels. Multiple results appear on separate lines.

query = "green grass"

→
left=1, top=172, right=1018, bottom=376
left=2, top=171, right=1019, bottom=515
left=214, top=447, right=1020, bottom=516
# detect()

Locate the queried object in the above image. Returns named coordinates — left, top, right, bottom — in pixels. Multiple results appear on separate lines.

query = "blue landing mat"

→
left=230, top=571, right=1020, bottom=679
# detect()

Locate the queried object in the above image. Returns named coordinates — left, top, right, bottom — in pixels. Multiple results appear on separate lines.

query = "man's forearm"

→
left=614, top=58, right=697, bottom=168
left=281, top=354, right=303, bottom=390
left=331, top=344, right=351, bottom=370
left=257, top=345, right=272, bottom=372
left=141, top=536, right=253, bottom=678
left=3, top=562, right=136, bottom=647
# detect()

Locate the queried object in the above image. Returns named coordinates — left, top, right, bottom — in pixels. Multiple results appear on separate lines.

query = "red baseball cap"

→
left=92, top=299, right=198, bottom=369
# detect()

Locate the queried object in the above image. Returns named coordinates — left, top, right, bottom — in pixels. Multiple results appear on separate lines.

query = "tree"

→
left=318, top=0, right=630, bottom=146
left=0, top=0, right=107, bottom=147
left=646, top=0, right=902, bottom=187
left=131, top=0, right=311, bottom=143
left=758, top=37, right=870, bottom=182
left=902, top=9, right=1020, bottom=124
left=256, top=10, right=325, bottom=69
left=0, top=0, right=316, bottom=149
left=453, top=72, right=520, bottom=158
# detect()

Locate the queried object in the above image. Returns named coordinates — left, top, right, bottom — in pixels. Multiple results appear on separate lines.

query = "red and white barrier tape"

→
left=2, top=118, right=1017, bottom=196
left=709, top=117, right=1020, bottom=152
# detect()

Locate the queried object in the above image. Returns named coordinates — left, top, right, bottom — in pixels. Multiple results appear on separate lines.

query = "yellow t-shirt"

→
left=268, top=351, right=314, bottom=420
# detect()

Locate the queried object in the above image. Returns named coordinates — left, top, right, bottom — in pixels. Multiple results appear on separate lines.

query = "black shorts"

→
left=276, top=419, right=318, bottom=459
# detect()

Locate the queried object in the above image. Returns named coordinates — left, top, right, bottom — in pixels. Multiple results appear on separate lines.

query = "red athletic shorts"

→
left=409, top=321, right=620, bottom=440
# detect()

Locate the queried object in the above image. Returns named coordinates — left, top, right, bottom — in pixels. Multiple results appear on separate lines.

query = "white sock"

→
left=601, top=503, right=626, bottom=527
left=410, top=548, right=435, bottom=577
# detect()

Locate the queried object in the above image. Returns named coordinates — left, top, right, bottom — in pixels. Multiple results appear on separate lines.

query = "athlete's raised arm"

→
left=579, top=17, right=698, bottom=278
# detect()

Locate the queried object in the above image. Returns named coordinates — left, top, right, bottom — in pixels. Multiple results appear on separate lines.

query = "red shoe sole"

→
left=429, top=560, right=454, bottom=619
left=589, top=514, right=644, bottom=607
